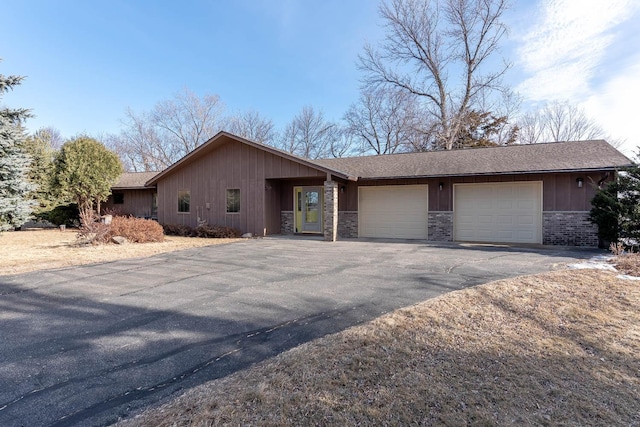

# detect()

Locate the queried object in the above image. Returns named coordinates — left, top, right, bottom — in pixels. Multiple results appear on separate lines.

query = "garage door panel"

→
left=454, top=182, right=542, bottom=244
left=496, top=215, right=513, bottom=225
left=359, top=185, right=428, bottom=239
left=518, top=215, right=535, bottom=225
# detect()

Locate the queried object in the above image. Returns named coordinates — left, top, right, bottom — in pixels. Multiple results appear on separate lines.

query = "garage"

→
left=454, top=182, right=542, bottom=244
left=358, top=185, right=428, bottom=239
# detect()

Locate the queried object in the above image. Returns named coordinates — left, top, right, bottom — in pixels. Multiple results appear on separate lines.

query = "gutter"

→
left=356, top=166, right=632, bottom=181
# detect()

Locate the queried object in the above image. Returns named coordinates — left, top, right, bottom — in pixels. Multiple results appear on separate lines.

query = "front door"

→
left=294, top=187, right=323, bottom=233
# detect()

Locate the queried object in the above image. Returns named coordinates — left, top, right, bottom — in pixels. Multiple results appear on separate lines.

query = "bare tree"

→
left=32, top=126, right=64, bottom=150
left=359, top=0, right=510, bottom=150
left=152, top=88, right=225, bottom=155
left=105, top=108, right=168, bottom=172
left=517, top=100, right=613, bottom=145
left=278, top=106, right=341, bottom=159
left=226, top=110, right=276, bottom=144
left=344, top=87, right=422, bottom=155
left=106, top=89, right=225, bottom=171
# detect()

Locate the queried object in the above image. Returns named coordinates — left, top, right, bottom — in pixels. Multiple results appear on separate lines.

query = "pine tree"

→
left=23, top=128, right=59, bottom=216
left=590, top=157, right=640, bottom=249
left=0, top=69, right=35, bottom=231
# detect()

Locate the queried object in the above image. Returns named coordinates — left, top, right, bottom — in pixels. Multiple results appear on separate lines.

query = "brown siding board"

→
left=104, top=189, right=156, bottom=217
left=155, top=139, right=332, bottom=234
left=352, top=172, right=600, bottom=212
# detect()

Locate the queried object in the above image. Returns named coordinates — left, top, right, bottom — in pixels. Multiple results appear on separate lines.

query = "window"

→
left=151, top=192, right=158, bottom=217
left=113, top=192, right=124, bottom=204
left=226, top=189, right=240, bottom=213
left=178, top=190, right=190, bottom=213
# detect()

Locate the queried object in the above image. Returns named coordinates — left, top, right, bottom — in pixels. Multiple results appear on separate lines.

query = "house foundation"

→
left=543, top=212, right=598, bottom=246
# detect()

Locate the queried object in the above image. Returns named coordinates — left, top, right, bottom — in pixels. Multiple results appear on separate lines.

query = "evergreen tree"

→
left=23, top=128, right=59, bottom=216
left=53, top=136, right=123, bottom=220
left=0, top=69, right=34, bottom=231
left=590, top=155, right=640, bottom=249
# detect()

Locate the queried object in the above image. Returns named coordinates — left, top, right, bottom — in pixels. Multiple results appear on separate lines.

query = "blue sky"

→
left=2, top=0, right=639, bottom=156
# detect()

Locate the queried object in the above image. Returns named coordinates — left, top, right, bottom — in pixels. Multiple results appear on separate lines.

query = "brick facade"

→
left=543, top=211, right=598, bottom=247
left=280, top=211, right=294, bottom=235
left=338, top=211, right=358, bottom=238
left=428, top=212, right=453, bottom=242
left=324, top=181, right=338, bottom=242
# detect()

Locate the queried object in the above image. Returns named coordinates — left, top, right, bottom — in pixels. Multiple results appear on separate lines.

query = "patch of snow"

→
left=616, top=274, right=640, bottom=281
left=567, top=257, right=616, bottom=271
left=567, top=255, right=640, bottom=280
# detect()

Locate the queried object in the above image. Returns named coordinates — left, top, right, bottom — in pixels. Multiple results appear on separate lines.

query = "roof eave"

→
left=356, top=165, right=632, bottom=181
left=112, top=185, right=157, bottom=190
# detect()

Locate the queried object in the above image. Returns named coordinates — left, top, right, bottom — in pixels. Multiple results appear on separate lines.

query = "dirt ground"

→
left=116, top=268, right=640, bottom=427
left=0, top=229, right=239, bottom=276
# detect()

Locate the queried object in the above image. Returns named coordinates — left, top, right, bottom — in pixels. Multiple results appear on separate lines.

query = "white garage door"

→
left=454, top=182, right=542, bottom=244
left=359, top=185, right=428, bottom=239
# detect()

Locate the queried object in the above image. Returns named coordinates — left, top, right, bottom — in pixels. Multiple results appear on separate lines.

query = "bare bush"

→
left=76, top=211, right=111, bottom=244
left=109, top=216, right=164, bottom=243
left=194, top=225, right=241, bottom=238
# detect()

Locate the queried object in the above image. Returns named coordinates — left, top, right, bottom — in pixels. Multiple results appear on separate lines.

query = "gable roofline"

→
left=145, top=131, right=353, bottom=186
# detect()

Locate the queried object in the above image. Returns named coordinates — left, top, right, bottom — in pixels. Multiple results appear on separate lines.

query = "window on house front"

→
left=178, top=190, right=190, bottom=213
left=113, top=192, right=124, bottom=204
left=152, top=192, right=158, bottom=217
left=226, top=189, right=240, bottom=213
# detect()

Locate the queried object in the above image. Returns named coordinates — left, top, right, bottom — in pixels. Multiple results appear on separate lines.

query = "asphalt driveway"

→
left=0, top=237, right=598, bottom=426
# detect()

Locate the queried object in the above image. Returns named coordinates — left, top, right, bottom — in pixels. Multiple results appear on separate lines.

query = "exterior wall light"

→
left=340, top=185, right=346, bottom=193
left=576, top=177, right=583, bottom=188
left=439, top=182, right=444, bottom=191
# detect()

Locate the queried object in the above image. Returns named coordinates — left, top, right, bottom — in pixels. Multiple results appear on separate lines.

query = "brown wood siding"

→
left=350, top=171, right=611, bottom=212
left=104, top=189, right=155, bottom=217
left=278, top=178, right=326, bottom=211
left=156, top=140, right=326, bottom=233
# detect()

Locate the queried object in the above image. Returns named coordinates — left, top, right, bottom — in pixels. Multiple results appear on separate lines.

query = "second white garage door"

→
left=359, top=185, right=428, bottom=239
left=454, top=182, right=542, bottom=244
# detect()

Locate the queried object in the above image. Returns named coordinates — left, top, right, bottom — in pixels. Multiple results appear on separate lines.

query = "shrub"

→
left=109, top=216, right=164, bottom=243
left=39, top=203, right=80, bottom=226
left=162, top=223, right=194, bottom=237
left=194, top=225, right=241, bottom=238
left=76, top=210, right=110, bottom=244
left=162, top=223, right=241, bottom=238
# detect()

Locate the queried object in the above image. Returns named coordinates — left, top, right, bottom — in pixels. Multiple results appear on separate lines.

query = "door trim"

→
left=293, top=186, right=324, bottom=234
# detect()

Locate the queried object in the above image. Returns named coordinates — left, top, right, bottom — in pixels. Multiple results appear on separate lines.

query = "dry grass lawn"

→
left=0, top=229, right=239, bottom=276
left=117, top=269, right=640, bottom=427
left=613, top=253, right=640, bottom=276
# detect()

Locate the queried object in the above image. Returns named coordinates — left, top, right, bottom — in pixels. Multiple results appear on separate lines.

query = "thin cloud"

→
left=582, top=61, right=640, bottom=156
left=516, top=0, right=635, bottom=101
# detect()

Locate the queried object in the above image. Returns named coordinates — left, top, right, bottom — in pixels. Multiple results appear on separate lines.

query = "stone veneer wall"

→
left=281, top=211, right=294, bottom=235
left=338, top=211, right=358, bottom=238
left=428, top=212, right=453, bottom=242
left=543, top=211, right=598, bottom=247
left=323, top=181, right=338, bottom=241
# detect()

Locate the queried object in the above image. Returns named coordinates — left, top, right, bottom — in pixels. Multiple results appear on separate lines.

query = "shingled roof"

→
left=314, top=140, right=632, bottom=179
left=112, top=171, right=159, bottom=189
